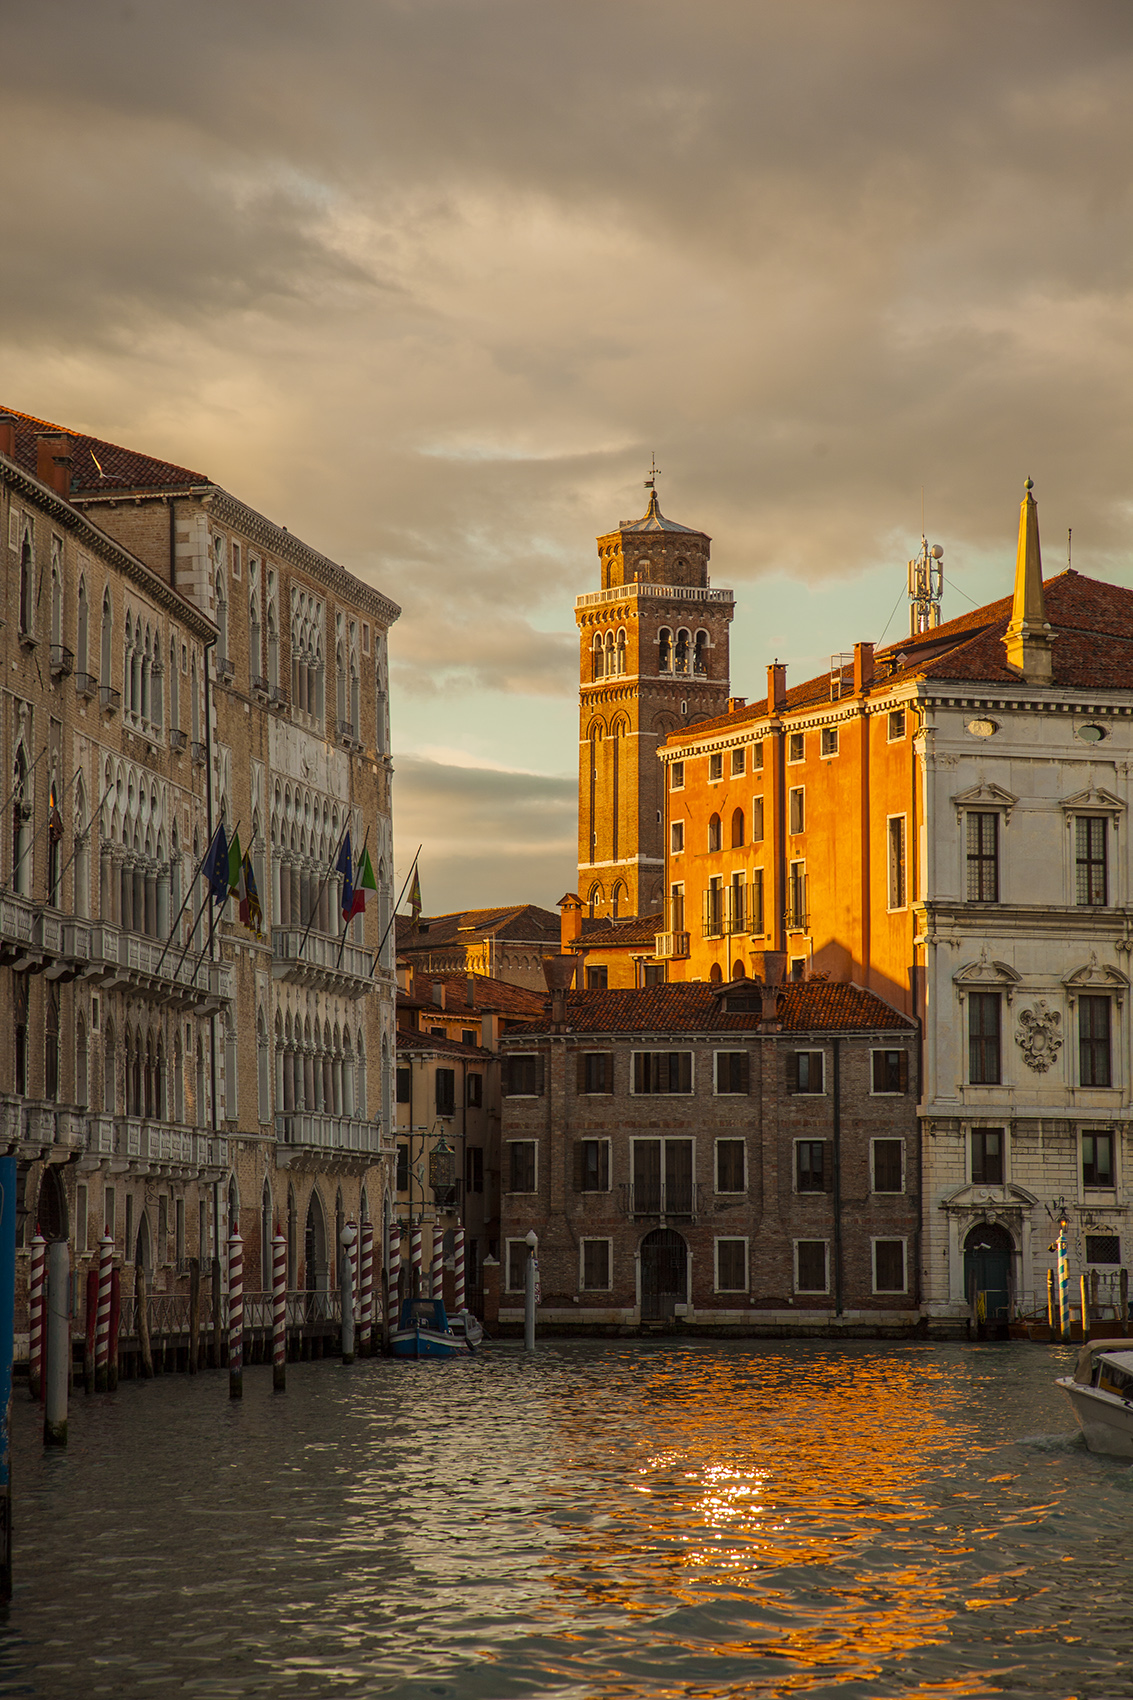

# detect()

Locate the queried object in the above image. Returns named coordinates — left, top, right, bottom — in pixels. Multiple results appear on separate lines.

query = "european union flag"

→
left=335, top=830, right=354, bottom=921
left=203, top=822, right=230, bottom=903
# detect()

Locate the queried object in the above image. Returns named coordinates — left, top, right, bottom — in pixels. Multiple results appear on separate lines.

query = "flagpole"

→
left=295, top=817, right=351, bottom=965
left=371, top=846, right=422, bottom=978
left=17, top=762, right=78, bottom=892
left=335, top=825, right=370, bottom=970
left=45, top=767, right=108, bottom=893
left=173, top=818, right=240, bottom=984
left=153, top=819, right=228, bottom=980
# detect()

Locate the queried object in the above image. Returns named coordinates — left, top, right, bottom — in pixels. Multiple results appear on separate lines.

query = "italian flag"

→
left=228, top=829, right=245, bottom=911
left=348, top=845, right=378, bottom=920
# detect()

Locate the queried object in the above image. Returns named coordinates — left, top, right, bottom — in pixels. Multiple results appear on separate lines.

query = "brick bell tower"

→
left=576, top=474, right=734, bottom=922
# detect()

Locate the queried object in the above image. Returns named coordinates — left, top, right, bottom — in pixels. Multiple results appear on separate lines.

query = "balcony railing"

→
left=50, top=644, right=74, bottom=678
left=621, top=1181, right=701, bottom=1222
left=252, top=674, right=270, bottom=697
left=190, top=740, right=207, bottom=765
left=108, top=1117, right=227, bottom=1170
left=217, top=654, right=235, bottom=682
left=654, top=931, right=690, bottom=959
left=74, top=671, right=98, bottom=699
left=84, top=924, right=232, bottom=1011
left=270, top=684, right=288, bottom=709
left=271, top=926, right=374, bottom=993
left=274, top=1112, right=382, bottom=1157
left=99, top=685, right=121, bottom=713
left=575, top=583, right=734, bottom=609
left=0, top=1097, right=87, bottom=1154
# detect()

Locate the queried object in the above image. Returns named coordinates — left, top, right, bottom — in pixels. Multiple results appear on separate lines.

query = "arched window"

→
left=615, top=629, right=627, bottom=675
left=611, top=882, right=625, bottom=919
left=46, top=774, right=62, bottom=906
left=587, top=884, right=602, bottom=919
left=103, top=1019, right=116, bottom=1113
left=18, top=534, right=32, bottom=637
left=74, top=775, right=89, bottom=917
left=170, top=636, right=180, bottom=731
left=732, top=961, right=746, bottom=980
left=250, top=591, right=262, bottom=687
left=50, top=555, right=63, bottom=651
left=100, top=590, right=113, bottom=687
left=674, top=629, right=690, bottom=674
left=591, top=633, right=603, bottom=682
left=261, top=1180, right=273, bottom=1290
left=731, top=808, right=745, bottom=848
left=267, top=584, right=279, bottom=689
left=710, top=962, right=723, bottom=984
left=257, top=1009, right=271, bottom=1125
left=44, top=985, right=60, bottom=1102
left=11, top=744, right=30, bottom=896
left=215, top=570, right=228, bottom=669
left=708, top=813, right=722, bottom=853
left=75, top=1015, right=89, bottom=1110
left=77, top=575, right=89, bottom=676
left=658, top=628, right=672, bottom=673
left=694, top=630, right=708, bottom=675
left=191, top=656, right=200, bottom=743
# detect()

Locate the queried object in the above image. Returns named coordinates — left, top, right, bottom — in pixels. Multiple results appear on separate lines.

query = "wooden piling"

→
left=94, top=1233, right=113, bottom=1392
left=1080, top=1273, right=1090, bottom=1342
left=28, top=1234, right=46, bottom=1402
left=228, top=1227, right=243, bottom=1399
left=272, top=1232, right=287, bottom=1392
left=188, top=1258, right=200, bottom=1374
left=84, top=1268, right=97, bottom=1394
left=108, top=1267, right=120, bottom=1391
left=136, top=1263, right=154, bottom=1378
left=210, top=1257, right=221, bottom=1368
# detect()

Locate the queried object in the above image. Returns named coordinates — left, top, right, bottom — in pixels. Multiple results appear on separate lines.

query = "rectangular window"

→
left=464, top=1147, right=484, bottom=1194
left=507, top=1141, right=537, bottom=1193
left=671, top=820, right=685, bottom=854
left=788, top=787, right=805, bottom=835
left=1082, top=1130, right=1114, bottom=1188
left=726, top=875, right=745, bottom=934
left=887, top=709, right=906, bottom=741
left=506, top=1240, right=529, bottom=1292
left=787, top=860, right=807, bottom=929
left=124, top=1196, right=133, bottom=1265
left=396, top=1067, right=411, bottom=1104
left=966, top=812, right=999, bottom=902
left=971, top=1128, right=1004, bottom=1185
left=795, top=1240, right=828, bottom=1293
left=632, top=1052, right=693, bottom=1094
left=795, top=1140, right=827, bottom=1192
left=871, top=1050, right=908, bottom=1094
left=578, top=1051, right=613, bottom=1094
left=750, top=868, right=765, bottom=934
left=887, top=816, right=907, bottom=909
left=630, top=1138, right=694, bottom=1215
left=716, top=1239, right=747, bottom=1292
left=362, top=621, right=371, bottom=656
left=1085, top=1233, right=1121, bottom=1264
left=873, top=1239, right=907, bottom=1293
left=176, top=1198, right=185, bottom=1264
left=396, top=1143, right=409, bottom=1191
left=821, top=726, right=839, bottom=757
left=709, top=752, right=723, bottom=781
left=585, top=966, right=608, bottom=991
left=1075, top=817, right=1107, bottom=906
left=751, top=796, right=765, bottom=842
left=871, top=1139, right=904, bottom=1193
left=752, top=743, right=764, bottom=770
left=731, top=747, right=745, bottom=776
left=669, top=883, right=685, bottom=932
left=643, top=962, right=666, bottom=986
left=968, top=991, right=1001, bottom=1084
left=670, top=762, right=685, bottom=790
left=788, top=732, right=805, bottom=763
left=1079, top=996, right=1112, bottom=1087
left=435, top=1068, right=455, bottom=1116
left=231, top=542, right=241, bottom=580
left=461, top=1029, right=477, bottom=1048
left=790, top=956, right=806, bottom=982
left=715, top=1139, right=746, bottom=1193
left=466, top=1072, right=483, bottom=1107
left=714, top=1051, right=749, bottom=1095
left=504, top=1054, right=544, bottom=1096
left=703, top=878, right=723, bottom=939
left=575, top=1139, right=611, bottom=1191
left=791, top=1051, right=824, bottom=1093
left=581, top=1239, right=611, bottom=1291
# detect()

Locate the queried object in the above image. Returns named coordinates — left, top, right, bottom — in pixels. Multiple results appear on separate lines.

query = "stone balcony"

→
left=654, top=930, right=690, bottom=959
left=0, top=1097, right=89, bottom=1158
left=82, top=1114, right=229, bottom=1177
left=0, top=897, right=231, bottom=1012
left=274, top=1111, right=384, bottom=1173
left=271, top=927, right=375, bottom=997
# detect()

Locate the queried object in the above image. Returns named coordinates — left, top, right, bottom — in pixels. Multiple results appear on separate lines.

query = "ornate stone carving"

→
left=1015, top=1000, right=1062, bottom=1072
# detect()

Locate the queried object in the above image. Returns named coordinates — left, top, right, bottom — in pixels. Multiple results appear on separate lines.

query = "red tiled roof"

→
left=400, top=972, right=545, bottom=1018
left=503, top=980, right=914, bottom=1036
left=397, top=904, right=561, bottom=950
left=2, top=404, right=209, bottom=492
left=668, top=570, right=1133, bottom=748
left=395, top=1025, right=493, bottom=1060
left=578, top=912, right=664, bottom=949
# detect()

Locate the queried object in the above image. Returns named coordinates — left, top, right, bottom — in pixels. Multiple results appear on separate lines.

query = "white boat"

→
left=448, top=1309, right=484, bottom=1351
left=1056, top=1338, right=1133, bottom=1457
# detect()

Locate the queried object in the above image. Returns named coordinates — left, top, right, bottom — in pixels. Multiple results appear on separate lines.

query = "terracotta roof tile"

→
left=503, top=980, right=915, bottom=1036
left=395, top=1025, right=493, bottom=1060
left=397, top=904, right=561, bottom=950
left=401, top=972, right=546, bottom=1018
left=578, top=912, right=664, bottom=948
left=3, top=404, right=209, bottom=492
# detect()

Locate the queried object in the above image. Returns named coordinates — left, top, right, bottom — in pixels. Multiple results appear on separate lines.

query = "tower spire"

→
left=1004, top=477, right=1054, bottom=685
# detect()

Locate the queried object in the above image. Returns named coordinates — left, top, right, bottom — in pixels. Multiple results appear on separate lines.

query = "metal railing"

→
left=99, top=685, right=121, bottom=713
left=50, top=644, right=74, bottom=677
left=654, top=931, right=690, bottom=959
left=621, top=1181, right=701, bottom=1222
left=575, top=583, right=734, bottom=609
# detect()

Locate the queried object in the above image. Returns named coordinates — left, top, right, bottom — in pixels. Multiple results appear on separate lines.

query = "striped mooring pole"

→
left=1057, top=1219, right=1071, bottom=1342
left=432, top=1226, right=444, bottom=1302
left=347, top=1221, right=359, bottom=1325
left=454, top=1228, right=466, bottom=1314
left=94, top=1234, right=113, bottom=1392
left=272, top=1229, right=287, bottom=1393
left=359, top=1222, right=374, bottom=1355
left=388, top=1225, right=401, bottom=1315
left=228, top=1225, right=244, bottom=1399
left=28, top=1234, right=46, bottom=1402
left=410, top=1220, right=422, bottom=1297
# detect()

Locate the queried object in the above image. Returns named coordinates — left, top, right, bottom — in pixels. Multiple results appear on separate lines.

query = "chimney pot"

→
left=767, top=663, right=787, bottom=715
left=854, top=642, right=874, bottom=695
left=0, top=415, right=17, bottom=459
left=35, top=432, right=73, bottom=499
left=727, top=696, right=747, bottom=713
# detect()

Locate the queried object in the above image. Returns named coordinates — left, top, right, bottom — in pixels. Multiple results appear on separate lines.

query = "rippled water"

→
left=0, top=1340, right=1130, bottom=1699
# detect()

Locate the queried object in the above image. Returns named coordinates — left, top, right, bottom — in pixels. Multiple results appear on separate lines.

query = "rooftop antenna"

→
left=1068, top=527, right=1072, bottom=571
left=908, top=502, right=944, bottom=636
left=644, top=453, right=660, bottom=491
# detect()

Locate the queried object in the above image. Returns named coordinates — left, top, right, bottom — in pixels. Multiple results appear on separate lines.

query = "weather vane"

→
left=644, top=453, right=660, bottom=491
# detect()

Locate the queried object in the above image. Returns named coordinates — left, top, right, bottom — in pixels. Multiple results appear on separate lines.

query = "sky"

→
left=5, top=1, right=1133, bottom=914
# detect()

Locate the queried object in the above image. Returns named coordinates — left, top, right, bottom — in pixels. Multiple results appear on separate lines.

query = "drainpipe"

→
left=203, top=634, right=221, bottom=1307
left=169, top=499, right=177, bottom=589
left=832, top=1036, right=843, bottom=1317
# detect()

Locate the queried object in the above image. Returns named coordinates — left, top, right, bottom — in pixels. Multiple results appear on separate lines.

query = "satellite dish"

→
left=930, top=544, right=944, bottom=559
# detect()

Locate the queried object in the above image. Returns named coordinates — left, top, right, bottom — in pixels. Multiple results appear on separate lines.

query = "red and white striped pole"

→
left=432, top=1226, right=444, bottom=1302
left=347, top=1220, right=359, bottom=1324
left=227, top=1225, right=243, bottom=1400
left=272, top=1229, right=287, bottom=1393
left=94, top=1232, right=112, bottom=1394
left=388, top=1226, right=401, bottom=1319
left=454, top=1228, right=466, bottom=1314
left=28, top=1233, right=47, bottom=1402
left=410, top=1220, right=422, bottom=1297
left=359, top=1222, right=374, bottom=1355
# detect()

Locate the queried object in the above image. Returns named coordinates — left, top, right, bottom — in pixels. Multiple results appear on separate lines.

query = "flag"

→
left=347, top=845, right=377, bottom=920
left=203, top=822, right=229, bottom=903
left=336, top=830, right=354, bottom=922
left=240, top=852, right=262, bottom=936
left=227, top=829, right=243, bottom=907
left=408, top=864, right=422, bottom=923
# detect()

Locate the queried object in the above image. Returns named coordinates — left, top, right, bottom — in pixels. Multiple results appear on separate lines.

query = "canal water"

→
left=0, top=1340, right=1129, bottom=1699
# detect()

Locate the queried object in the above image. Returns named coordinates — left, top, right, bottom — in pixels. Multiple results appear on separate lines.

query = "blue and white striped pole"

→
left=1057, top=1215, right=1071, bottom=1342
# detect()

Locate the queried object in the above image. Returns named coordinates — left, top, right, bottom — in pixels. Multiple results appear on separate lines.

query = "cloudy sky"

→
left=5, top=1, right=1132, bottom=913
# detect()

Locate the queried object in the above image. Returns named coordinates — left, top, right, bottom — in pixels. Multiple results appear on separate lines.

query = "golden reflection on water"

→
left=541, top=1349, right=985, bottom=1694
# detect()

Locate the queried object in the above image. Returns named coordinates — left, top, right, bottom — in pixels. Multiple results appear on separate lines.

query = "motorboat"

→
left=1056, top=1338, right=1133, bottom=1457
left=390, top=1296, right=465, bottom=1359
left=448, top=1309, right=484, bottom=1351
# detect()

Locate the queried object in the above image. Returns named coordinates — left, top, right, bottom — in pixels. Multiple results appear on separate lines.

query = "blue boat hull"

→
left=390, top=1326, right=462, bottom=1359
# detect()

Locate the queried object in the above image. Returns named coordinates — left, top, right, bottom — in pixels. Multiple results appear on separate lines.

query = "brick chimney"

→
left=35, top=432, right=73, bottom=498
left=542, top=954, right=577, bottom=1032
left=854, top=641, right=874, bottom=695
left=751, top=948, right=786, bottom=1032
left=0, top=416, right=16, bottom=459
left=767, top=663, right=787, bottom=715
left=727, top=697, right=746, bottom=713
left=558, top=891, right=583, bottom=950
left=431, top=981, right=445, bottom=1009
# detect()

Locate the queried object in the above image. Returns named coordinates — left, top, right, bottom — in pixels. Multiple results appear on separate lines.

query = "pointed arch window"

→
left=658, top=628, right=672, bottom=673
left=100, top=590, right=113, bottom=687
left=18, top=531, right=33, bottom=638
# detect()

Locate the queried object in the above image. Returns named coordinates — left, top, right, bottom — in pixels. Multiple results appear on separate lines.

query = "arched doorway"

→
left=36, top=1169, right=68, bottom=1242
left=964, top=1223, right=1013, bottom=1326
left=304, top=1191, right=328, bottom=1294
left=640, top=1228, right=687, bottom=1321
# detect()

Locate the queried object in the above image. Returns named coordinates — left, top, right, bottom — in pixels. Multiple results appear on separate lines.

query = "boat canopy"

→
left=1073, top=1338, right=1133, bottom=1384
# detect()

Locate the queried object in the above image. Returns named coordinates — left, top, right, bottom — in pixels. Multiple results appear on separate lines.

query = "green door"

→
left=964, top=1224, right=1013, bottom=1322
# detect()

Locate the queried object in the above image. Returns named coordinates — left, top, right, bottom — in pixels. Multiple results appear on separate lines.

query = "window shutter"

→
left=786, top=1052, right=799, bottom=1092
left=535, top=1056, right=545, bottom=1097
left=898, top=1050, right=909, bottom=1093
left=737, top=1052, right=750, bottom=1094
left=573, top=1141, right=585, bottom=1191
left=576, top=1052, right=587, bottom=1095
left=678, top=1052, right=692, bottom=1093
left=823, top=1141, right=834, bottom=1193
